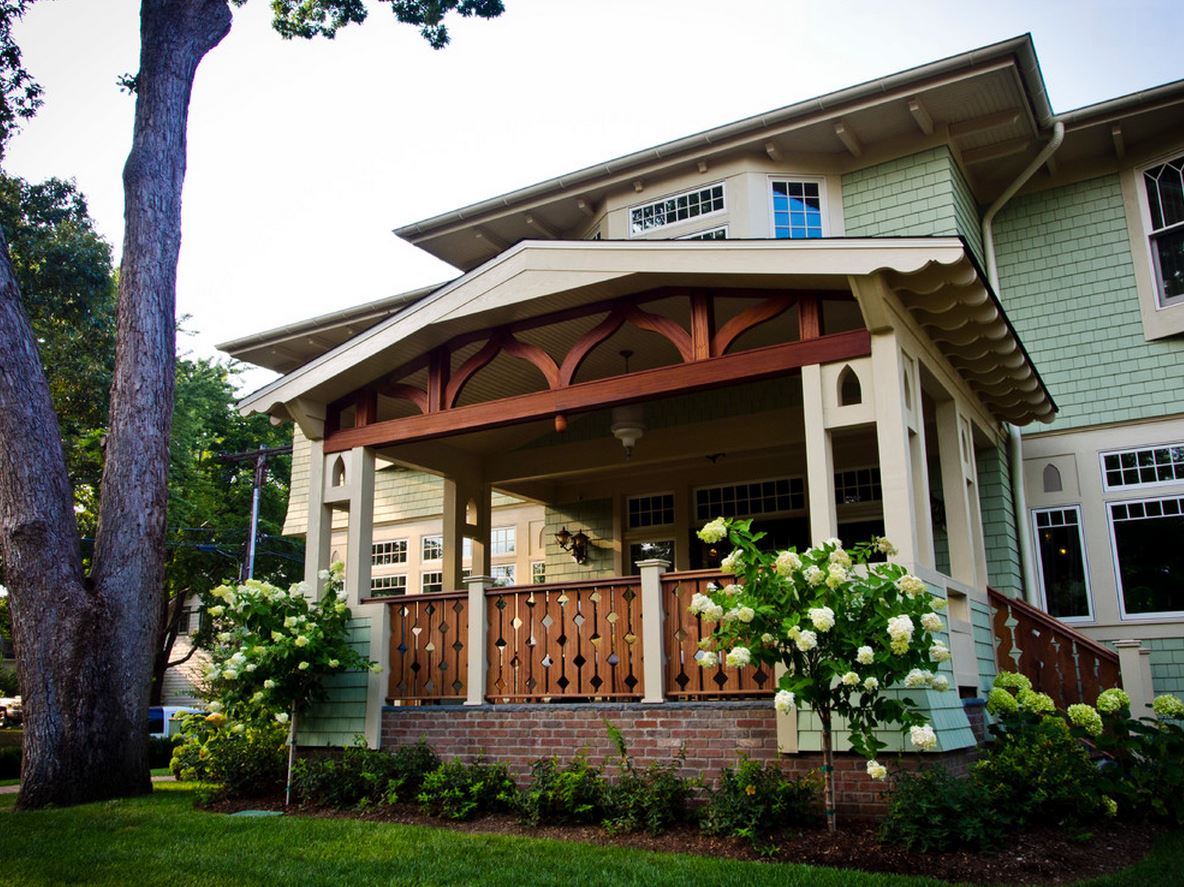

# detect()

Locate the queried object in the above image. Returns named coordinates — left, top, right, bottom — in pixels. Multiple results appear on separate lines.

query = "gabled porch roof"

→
left=236, top=237, right=1055, bottom=431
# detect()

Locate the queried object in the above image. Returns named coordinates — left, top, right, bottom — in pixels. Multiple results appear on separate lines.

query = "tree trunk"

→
left=0, top=0, right=231, bottom=808
left=819, top=707, right=837, bottom=832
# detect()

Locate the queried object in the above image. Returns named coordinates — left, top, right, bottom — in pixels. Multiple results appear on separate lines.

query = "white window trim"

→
left=1098, top=442, right=1184, bottom=492
left=421, top=534, right=443, bottom=561
left=420, top=570, right=444, bottom=594
left=1107, top=494, right=1184, bottom=620
left=1031, top=506, right=1094, bottom=623
left=530, top=560, right=547, bottom=584
left=371, top=538, right=409, bottom=566
left=693, top=475, right=807, bottom=522
left=626, top=491, right=677, bottom=531
left=766, top=175, right=828, bottom=240
left=369, top=574, right=408, bottom=596
left=1120, top=144, right=1184, bottom=340
left=628, top=182, right=726, bottom=238
left=677, top=225, right=728, bottom=240
left=490, top=525, right=517, bottom=557
left=627, top=537, right=677, bottom=573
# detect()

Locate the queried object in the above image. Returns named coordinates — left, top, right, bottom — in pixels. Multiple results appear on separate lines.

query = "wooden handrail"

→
left=987, top=587, right=1119, bottom=666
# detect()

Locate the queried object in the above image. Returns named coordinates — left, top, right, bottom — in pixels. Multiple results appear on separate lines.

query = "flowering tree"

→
left=693, top=518, right=950, bottom=831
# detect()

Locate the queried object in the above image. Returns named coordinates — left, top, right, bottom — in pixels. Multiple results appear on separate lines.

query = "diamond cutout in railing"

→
left=712, top=670, right=729, bottom=688
left=424, top=679, right=435, bottom=692
left=412, top=626, right=422, bottom=637
left=605, top=612, right=619, bottom=624
left=541, top=614, right=554, bottom=628
left=572, top=654, right=586, bottom=669
left=426, top=603, right=436, bottom=615
left=675, top=671, right=690, bottom=690
left=623, top=674, right=638, bottom=690
left=556, top=675, right=570, bottom=690
left=452, top=640, right=464, bottom=652
left=493, top=676, right=505, bottom=691
left=622, top=589, right=636, bottom=603
left=495, top=636, right=507, bottom=649
left=425, top=642, right=436, bottom=653
left=541, top=655, right=553, bottom=668
left=511, top=617, right=523, bottom=629
left=525, top=677, right=537, bottom=690
left=556, top=633, right=567, bottom=647
left=438, top=622, right=449, bottom=635
left=452, top=679, right=464, bottom=693
left=510, top=655, right=520, bottom=668
left=589, top=674, right=603, bottom=690
left=753, top=670, right=768, bottom=685
left=607, top=653, right=620, bottom=666
left=673, top=628, right=687, bottom=641
left=438, top=659, right=448, bottom=671
left=398, top=642, right=408, bottom=654
left=496, top=597, right=507, bottom=611
left=623, top=633, right=637, bottom=645
left=573, top=613, right=585, bottom=627
left=453, top=601, right=465, bottom=614
left=410, top=661, right=422, bottom=673
left=589, top=591, right=601, bottom=604
left=557, top=593, right=569, bottom=606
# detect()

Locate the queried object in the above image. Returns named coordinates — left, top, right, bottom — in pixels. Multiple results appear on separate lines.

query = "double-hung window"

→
left=1143, top=154, right=1184, bottom=306
left=1032, top=507, right=1092, bottom=620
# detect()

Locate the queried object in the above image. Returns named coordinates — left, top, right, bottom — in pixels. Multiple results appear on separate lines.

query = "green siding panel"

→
left=994, top=174, right=1184, bottom=430
left=1145, top=637, right=1184, bottom=698
left=297, top=617, right=372, bottom=747
left=976, top=440, right=1022, bottom=597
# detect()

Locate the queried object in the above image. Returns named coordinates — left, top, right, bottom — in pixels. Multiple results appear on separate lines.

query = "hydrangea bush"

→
left=693, top=518, right=950, bottom=830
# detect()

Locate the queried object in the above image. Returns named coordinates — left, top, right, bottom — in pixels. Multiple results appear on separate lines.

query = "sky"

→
left=6, top=0, right=1184, bottom=394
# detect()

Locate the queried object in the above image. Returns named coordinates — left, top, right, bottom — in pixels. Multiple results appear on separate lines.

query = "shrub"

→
left=0, top=745, right=20, bottom=779
left=516, top=752, right=607, bottom=826
left=1092, top=697, right=1184, bottom=825
left=0, top=664, right=20, bottom=697
left=601, top=721, right=698, bottom=836
left=147, top=735, right=181, bottom=770
left=418, top=759, right=517, bottom=821
left=879, top=767, right=1000, bottom=852
left=700, top=757, right=821, bottom=852
left=171, top=712, right=287, bottom=798
left=974, top=715, right=1103, bottom=827
left=292, top=738, right=441, bottom=808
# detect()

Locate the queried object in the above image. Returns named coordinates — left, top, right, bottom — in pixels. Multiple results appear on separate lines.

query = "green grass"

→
left=0, top=785, right=1178, bottom=887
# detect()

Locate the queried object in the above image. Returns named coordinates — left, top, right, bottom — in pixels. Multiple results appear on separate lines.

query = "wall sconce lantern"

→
left=554, top=526, right=591, bottom=564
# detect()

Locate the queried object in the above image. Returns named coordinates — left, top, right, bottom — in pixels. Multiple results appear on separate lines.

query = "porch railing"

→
left=387, top=591, right=470, bottom=703
left=989, top=587, right=1121, bottom=709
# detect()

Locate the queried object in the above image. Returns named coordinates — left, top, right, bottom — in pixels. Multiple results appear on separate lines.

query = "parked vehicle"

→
left=147, top=705, right=201, bottom=739
left=0, top=696, right=21, bottom=728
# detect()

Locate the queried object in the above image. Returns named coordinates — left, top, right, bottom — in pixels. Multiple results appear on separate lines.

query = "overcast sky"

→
left=7, top=0, right=1184, bottom=393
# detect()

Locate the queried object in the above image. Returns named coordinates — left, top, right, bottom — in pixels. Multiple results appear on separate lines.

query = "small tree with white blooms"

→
left=693, top=517, right=950, bottom=831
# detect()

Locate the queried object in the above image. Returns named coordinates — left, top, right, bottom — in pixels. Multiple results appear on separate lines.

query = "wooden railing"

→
left=989, top=587, right=1121, bottom=708
left=486, top=578, right=644, bottom=702
left=387, top=591, right=470, bottom=703
left=662, top=570, right=774, bottom=699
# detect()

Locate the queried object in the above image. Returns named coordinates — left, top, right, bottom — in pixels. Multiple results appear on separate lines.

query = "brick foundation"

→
left=380, top=701, right=976, bottom=820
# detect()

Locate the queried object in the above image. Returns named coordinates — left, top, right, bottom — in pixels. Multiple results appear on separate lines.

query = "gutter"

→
left=981, top=120, right=1065, bottom=605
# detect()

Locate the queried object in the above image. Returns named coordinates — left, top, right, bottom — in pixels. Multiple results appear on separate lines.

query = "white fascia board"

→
left=236, top=238, right=968, bottom=418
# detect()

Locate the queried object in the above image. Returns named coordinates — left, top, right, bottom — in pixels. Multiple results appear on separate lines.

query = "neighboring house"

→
left=219, top=35, right=1183, bottom=798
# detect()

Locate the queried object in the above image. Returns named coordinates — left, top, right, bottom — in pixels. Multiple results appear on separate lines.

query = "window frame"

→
left=530, top=561, right=547, bottom=584
left=369, top=574, right=408, bottom=597
left=490, top=526, right=517, bottom=557
left=1120, top=146, right=1184, bottom=340
left=628, top=182, right=726, bottom=237
left=677, top=225, right=728, bottom=241
left=421, top=571, right=444, bottom=594
left=1141, top=152, right=1184, bottom=308
left=421, top=535, right=443, bottom=562
left=371, top=539, right=408, bottom=566
left=491, top=563, right=517, bottom=586
left=693, top=476, right=806, bottom=523
left=767, top=176, right=828, bottom=240
left=1107, top=494, right=1184, bottom=620
left=627, top=491, right=676, bottom=530
left=1099, top=442, right=1184, bottom=492
left=1031, top=505, right=1094, bottom=623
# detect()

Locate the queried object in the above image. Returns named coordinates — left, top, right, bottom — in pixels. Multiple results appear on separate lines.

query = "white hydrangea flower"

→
left=697, top=650, right=719, bottom=668
left=887, top=615, right=915, bottom=651
left=700, top=601, right=724, bottom=623
left=208, top=700, right=224, bottom=713
left=251, top=691, right=265, bottom=703
left=231, top=723, right=245, bottom=734
left=803, top=566, right=825, bottom=587
left=722, top=583, right=742, bottom=597
left=298, top=661, right=310, bottom=671
left=929, top=643, right=951, bottom=663
left=896, top=574, right=927, bottom=598
left=874, top=537, right=898, bottom=557
left=723, top=608, right=739, bottom=624
left=245, top=663, right=257, bottom=673
left=774, top=689, right=796, bottom=714
left=725, top=646, right=752, bottom=669
left=217, top=632, right=231, bottom=644
left=263, top=679, right=276, bottom=689
left=271, top=630, right=284, bottom=642
left=720, top=550, right=742, bottom=574
left=221, top=668, right=238, bottom=681
left=698, top=517, right=728, bottom=543
left=808, top=606, right=836, bottom=632
left=866, top=759, right=888, bottom=780
left=932, top=675, right=950, bottom=692
left=275, top=712, right=290, bottom=724
left=904, top=668, right=934, bottom=688
left=795, top=629, right=818, bottom=652
left=369, top=663, right=383, bottom=674
left=920, top=612, right=944, bottom=633
left=208, top=605, right=224, bottom=618
left=856, top=646, right=875, bottom=665
left=688, top=592, right=712, bottom=615
left=284, top=616, right=298, bottom=629
left=761, top=632, right=777, bottom=646
left=828, top=548, right=851, bottom=568
left=825, top=563, right=848, bottom=589
left=317, top=568, right=331, bottom=581
left=910, top=724, right=938, bottom=751
left=294, top=635, right=309, bottom=648
left=328, top=658, right=340, bottom=669
left=863, top=676, right=880, bottom=692
left=774, top=551, right=801, bottom=576
left=931, top=597, right=948, bottom=610
left=737, top=606, right=755, bottom=623
left=823, top=537, right=842, bottom=548
left=841, top=671, right=860, bottom=686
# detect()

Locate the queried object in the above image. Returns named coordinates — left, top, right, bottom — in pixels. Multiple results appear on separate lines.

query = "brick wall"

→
left=380, top=701, right=976, bottom=820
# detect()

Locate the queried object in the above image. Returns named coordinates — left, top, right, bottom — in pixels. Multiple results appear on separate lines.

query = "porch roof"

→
left=234, top=237, right=1056, bottom=430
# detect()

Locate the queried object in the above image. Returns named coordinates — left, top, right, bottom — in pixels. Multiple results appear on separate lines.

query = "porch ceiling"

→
left=237, top=237, right=1054, bottom=432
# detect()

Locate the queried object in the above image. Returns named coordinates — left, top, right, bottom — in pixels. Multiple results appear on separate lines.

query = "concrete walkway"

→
left=0, top=774, right=175, bottom=795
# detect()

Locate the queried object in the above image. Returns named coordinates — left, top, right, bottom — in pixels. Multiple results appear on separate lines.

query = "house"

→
left=219, top=35, right=1184, bottom=807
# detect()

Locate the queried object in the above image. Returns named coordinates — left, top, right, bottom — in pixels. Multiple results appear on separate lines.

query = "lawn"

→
left=0, top=784, right=1178, bottom=887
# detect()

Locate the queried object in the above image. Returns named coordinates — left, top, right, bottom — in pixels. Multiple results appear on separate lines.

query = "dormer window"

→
left=629, top=183, right=725, bottom=235
left=1144, top=154, right=1184, bottom=306
left=770, top=180, right=823, bottom=239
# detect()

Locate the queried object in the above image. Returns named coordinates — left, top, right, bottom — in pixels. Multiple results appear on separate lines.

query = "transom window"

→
left=491, top=526, right=516, bottom=557
left=628, top=493, right=675, bottom=529
left=630, top=183, right=725, bottom=235
left=421, top=571, right=443, bottom=594
left=678, top=225, right=728, bottom=240
left=371, top=540, right=407, bottom=566
left=370, top=574, right=408, bottom=597
left=1144, top=155, right=1184, bottom=305
left=491, top=564, right=516, bottom=586
left=422, top=535, right=443, bottom=561
left=1109, top=496, right=1184, bottom=616
left=770, top=180, right=823, bottom=239
left=834, top=467, right=883, bottom=504
left=694, top=478, right=804, bottom=521
left=1101, top=444, right=1184, bottom=489
left=1033, top=508, right=1091, bottom=620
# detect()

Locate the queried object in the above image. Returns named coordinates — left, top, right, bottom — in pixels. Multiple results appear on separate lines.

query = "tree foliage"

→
left=0, top=0, right=41, bottom=157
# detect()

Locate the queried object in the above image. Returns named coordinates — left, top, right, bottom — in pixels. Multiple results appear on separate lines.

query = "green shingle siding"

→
left=1145, top=637, right=1184, bottom=698
left=976, top=440, right=1022, bottom=597
left=298, top=618, right=371, bottom=747
left=842, top=146, right=983, bottom=263
left=544, top=499, right=615, bottom=582
left=971, top=599, right=998, bottom=696
left=993, top=174, right=1184, bottom=430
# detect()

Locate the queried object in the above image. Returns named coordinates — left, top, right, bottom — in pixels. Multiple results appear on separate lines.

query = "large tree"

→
left=0, top=0, right=503, bottom=808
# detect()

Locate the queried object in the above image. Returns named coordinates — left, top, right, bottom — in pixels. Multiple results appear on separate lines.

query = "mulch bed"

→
left=203, top=794, right=1163, bottom=885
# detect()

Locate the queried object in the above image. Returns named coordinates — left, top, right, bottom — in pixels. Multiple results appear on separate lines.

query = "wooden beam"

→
left=427, top=348, right=450, bottom=413
left=962, top=137, right=1029, bottom=166
left=690, top=292, right=714, bottom=360
left=324, top=330, right=871, bottom=453
left=833, top=121, right=862, bottom=158
left=908, top=97, right=934, bottom=136
left=949, top=108, right=1022, bottom=139
left=764, top=141, right=782, bottom=162
left=355, top=387, right=378, bottom=427
left=632, top=179, right=644, bottom=193
left=696, top=159, right=709, bottom=174
left=711, top=294, right=796, bottom=357
left=798, top=293, right=820, bottom=339
left=575, top=198, right=596, bottom=218
left=524, top=213, right=558, bottom=239
left=474, top=227, right=508, bottom=251
left=1111, top=124, right=1125, bottom=159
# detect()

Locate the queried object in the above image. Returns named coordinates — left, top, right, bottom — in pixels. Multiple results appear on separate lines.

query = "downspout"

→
left=980, top=120, right=1065, bottom=605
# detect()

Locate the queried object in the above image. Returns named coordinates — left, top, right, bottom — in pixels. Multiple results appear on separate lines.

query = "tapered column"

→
left=469, top=483, right=492, bottom=578
left=465, top=574, right=494, bottom=705
left=871, top=335, right=921, bottom=566
left=637, top=559, right=669, bottom=703
left=342, top=447, right=375, bottom=606
left=801, top=364, right=837, bottom=544
left=442, top=477, right=465, bottom=591
left=936, top=401, right=979, bottom=587
left=303, top=439, right=333, bottom=594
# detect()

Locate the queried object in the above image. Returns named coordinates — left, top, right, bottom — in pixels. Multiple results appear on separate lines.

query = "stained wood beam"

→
left=323, top=330, right=870, bottom=453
